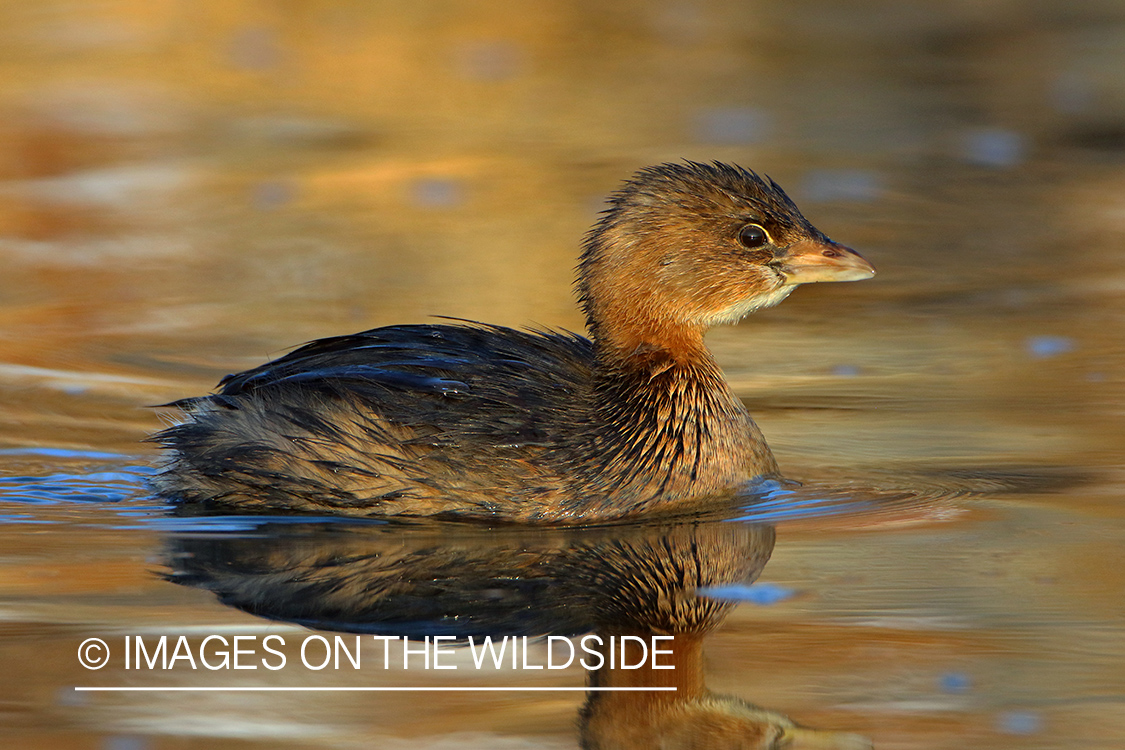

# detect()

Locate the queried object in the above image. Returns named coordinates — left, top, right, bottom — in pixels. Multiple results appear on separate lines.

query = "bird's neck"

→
left=591, top=340, right=735, bottom=424
left=578, top=333, right=754, bottom=503
left=582, top=277, right=712, bottom=370
left=592, top=319, right=710, bottom=372
left=579, top=226, right=713, bottom=367
left=569, top=273, right=780, bottom=508
left=582, top=273, right=735, bottom=428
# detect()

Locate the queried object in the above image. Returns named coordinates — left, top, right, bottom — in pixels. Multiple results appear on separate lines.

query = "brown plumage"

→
left=151, top=161, right=874, bottom=522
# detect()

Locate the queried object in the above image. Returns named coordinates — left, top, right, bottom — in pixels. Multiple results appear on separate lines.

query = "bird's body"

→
left=152, top=162, right=874, bottom=523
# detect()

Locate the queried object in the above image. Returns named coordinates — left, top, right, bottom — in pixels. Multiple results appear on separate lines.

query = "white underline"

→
left=74, top=686, right=676, bottom=692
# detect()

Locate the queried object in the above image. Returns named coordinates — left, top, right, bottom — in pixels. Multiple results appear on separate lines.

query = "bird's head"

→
left=579, top=162, right=874, bottom=358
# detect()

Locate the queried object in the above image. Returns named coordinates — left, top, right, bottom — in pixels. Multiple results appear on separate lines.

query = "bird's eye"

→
left=738, top=224, right=769, bottom=249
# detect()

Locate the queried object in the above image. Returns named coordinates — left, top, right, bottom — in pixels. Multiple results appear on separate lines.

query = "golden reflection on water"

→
left=160, top=521, right=810, bottom=745
left=1, top=0, right=1124, bottom=748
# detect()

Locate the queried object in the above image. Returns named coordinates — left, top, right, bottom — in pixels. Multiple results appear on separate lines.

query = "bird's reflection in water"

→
left=164, top=519, right=870, bottom=749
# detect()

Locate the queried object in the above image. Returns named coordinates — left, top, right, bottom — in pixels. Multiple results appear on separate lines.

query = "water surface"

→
left=2, top=2, right=1124, bottom=748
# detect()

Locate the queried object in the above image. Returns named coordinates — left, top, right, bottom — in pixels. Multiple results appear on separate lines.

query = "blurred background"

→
left=0, top=1, right=1124, bottom=749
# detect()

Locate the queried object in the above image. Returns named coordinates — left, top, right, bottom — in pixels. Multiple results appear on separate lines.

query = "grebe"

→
left=152, top=162, right=874, bottom=522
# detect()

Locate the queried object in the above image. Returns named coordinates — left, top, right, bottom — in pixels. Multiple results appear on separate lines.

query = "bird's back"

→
left=152, top=323, right=597, bottom=521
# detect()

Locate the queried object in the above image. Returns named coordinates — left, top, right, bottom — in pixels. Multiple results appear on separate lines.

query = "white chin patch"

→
left=708, top=285, right=796, bottom=325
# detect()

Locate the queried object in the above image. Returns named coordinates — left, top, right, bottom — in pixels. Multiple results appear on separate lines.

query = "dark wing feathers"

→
left=151, top=323, right=598, bottom=514
left=218, top=324, right=589, bottom=392
left=193, top=323, right=595, bottom=443
left=270, top=366, right=470, bottom=396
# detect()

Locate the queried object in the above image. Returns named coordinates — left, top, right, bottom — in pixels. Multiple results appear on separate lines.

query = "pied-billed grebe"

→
left=152, top=162, right=874, bottom=522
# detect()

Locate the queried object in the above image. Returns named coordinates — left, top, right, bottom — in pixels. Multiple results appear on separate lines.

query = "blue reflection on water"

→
left=831, top=363, right=861, bottom=377
left=997, top=710, right=1043, bottom=735
left=1026, top=335, right=1075, bottom=359
left=411, top=177, right=464, bottom=208
left=0, top=468, right=152, bottom=505
left=802, top=168, right=882, bottom=203
left=962, top=128, right=1026, bottom=168
left=701, top=581, right=795, bottom=605
left=0, top=449, right=396, bottom=533
left=730, top=478, right=880, bottom=523
left=940, top=671, right=972, bottom=694
left=1, top=450, right=902, bottom=531
left=695, top=106, right=772, bottom=145
left=146, top=513, right=388, bottom=534
left=252, top=180, right=294, bottom=210
left=0, top=447, right=136, bottom=460
left=0, top=450, right=158, bottom=525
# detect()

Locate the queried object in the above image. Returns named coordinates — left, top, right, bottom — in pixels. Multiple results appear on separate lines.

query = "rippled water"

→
left=2, top=2, right=1124, bottom=748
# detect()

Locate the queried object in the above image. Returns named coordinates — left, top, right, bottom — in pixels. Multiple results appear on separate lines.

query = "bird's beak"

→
left=777, top=240, right=875, bottom=285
